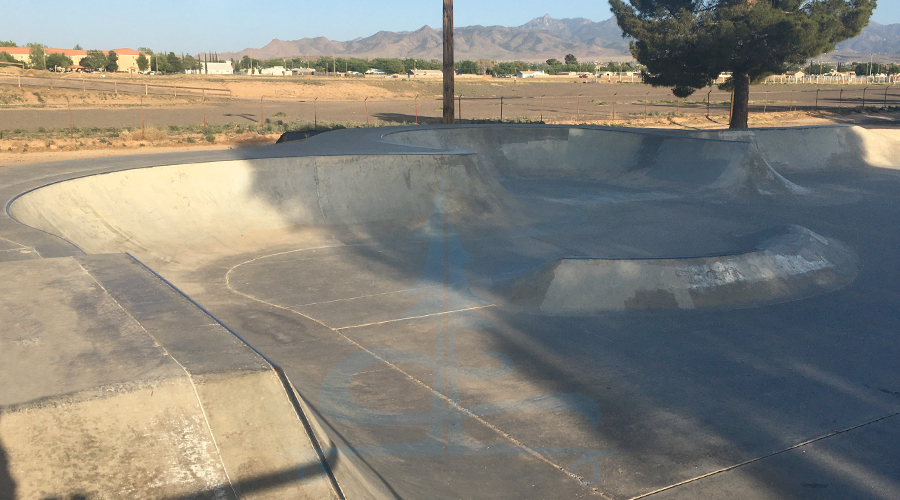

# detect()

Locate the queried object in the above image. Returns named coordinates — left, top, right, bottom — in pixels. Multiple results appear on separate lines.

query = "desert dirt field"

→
left=1, top=70, right=899, bottom=166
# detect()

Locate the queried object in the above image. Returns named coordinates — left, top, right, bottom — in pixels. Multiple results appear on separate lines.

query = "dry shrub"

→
left=119, top=126, right=167, bottom=141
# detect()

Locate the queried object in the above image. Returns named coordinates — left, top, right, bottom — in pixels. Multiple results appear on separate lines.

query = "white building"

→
left=197, top=62, right=233, bottom=75
left=515, top=70, right=545, bottom=78
left=260, top=66, right=289, bottom=76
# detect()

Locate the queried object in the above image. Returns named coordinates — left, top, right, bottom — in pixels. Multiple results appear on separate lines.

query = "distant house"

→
left=1, top=47, right=144, bottom=73
left=261, top=66, right=289, bottom=76
left=198, top=62, right=234, bottom=75
left=291, top=67, right=316, bottom=76
left=408, top=69, right=442, bottom=78
left=516, top=70, right=545, bottom=78
left=786, top=70, right=805, bottom=80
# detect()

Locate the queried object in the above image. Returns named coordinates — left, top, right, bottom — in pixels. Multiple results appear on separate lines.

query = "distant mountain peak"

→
left=217, top=15, right=900, bottom=63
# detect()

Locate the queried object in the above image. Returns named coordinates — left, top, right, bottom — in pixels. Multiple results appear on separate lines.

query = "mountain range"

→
left=217, top=15, right=900, bottom=63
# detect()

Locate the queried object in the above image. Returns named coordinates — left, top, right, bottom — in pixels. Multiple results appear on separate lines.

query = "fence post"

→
left=540, top=95, right=544, bottom=122
left=790, top=90, right=794, bottom=112
left=576, top=98, right=580, bottom=122
left=140, top=94, right=145, bottom=140
left=764, top=91, right=769, bottom=113
left=314, top=97, right=318, bottom=129
left=260, top=96, right=264, bottom=129
left=458, top=94, right=462, bottom=122
left=145, top=83, right=148, bottom=96
left=646, top=92, right=650, bottom=121
left=365, top=97, right=370, bottom=126
left=707, top=89, right=712, bottom=117
left=862, top=87, right=868, bottom=108
left=415, top=95, right=419, bottom=124
left=729, top=91, right=735, bottom=122
left=840, top=88, right=843, bottom=107
left=114, top=81, right=117, bottom=96
left=82, top=79, right=85, bottom=92
left=500, top=96, right=503, bottom=122
left=885, top=85, right=891, bottom=109
left=17, top=75, right=20, bottom=88
left=815, top=89, right=819, bottom=110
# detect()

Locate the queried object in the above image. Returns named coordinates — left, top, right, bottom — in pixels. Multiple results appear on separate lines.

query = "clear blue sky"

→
left=1, top=1, right=898, bottom=54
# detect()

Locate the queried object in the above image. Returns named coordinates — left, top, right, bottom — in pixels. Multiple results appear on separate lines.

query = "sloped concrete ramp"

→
left=2, top=124, right=900, bottom=499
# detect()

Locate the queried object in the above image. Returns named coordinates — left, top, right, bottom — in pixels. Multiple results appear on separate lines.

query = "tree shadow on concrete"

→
left=0, top=438, right=15, bottom=500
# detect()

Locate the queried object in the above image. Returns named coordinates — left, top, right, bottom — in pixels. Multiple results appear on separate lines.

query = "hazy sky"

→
left=2, top=1, right=898, bottom=54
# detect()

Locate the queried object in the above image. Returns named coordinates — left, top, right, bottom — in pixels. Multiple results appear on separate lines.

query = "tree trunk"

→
left=729, top=72, right=750, bottom=129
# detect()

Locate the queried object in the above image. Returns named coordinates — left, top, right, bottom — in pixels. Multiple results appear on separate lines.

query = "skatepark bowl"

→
left=1, top=124, right=899, bottom=499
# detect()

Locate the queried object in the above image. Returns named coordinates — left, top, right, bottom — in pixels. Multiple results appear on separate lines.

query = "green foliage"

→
left=0, top=41, right=17, bottom=47
left=138, top=47, right=153, bottom=55
left=182, top=54, right=201, bottom=72
left=611, top=0, right=876, bottom=95
left=492, top=61, right=535, bottom=75
left=136, top=53, right=149, bottom=72
left=150, top=53, right=173, bottom=73
left=805, top=62, right=834, bottom=75
left=46, top=53, right=74, bottom=71
left=371, top=58, right=404, bottom=74
left=849, top=61, right=896, bottom=75
left=73, top=44, right=82, bottom=50
left=564, top=54, right=577, bottom=65
left=106, top=50, right=118, bottom=72
left=610, top=0, right=876, bottom=127
left=80, top=49, right=108, bottom=71
left=166, top=52, right=184, bottom=73
left=0, top=52, right=16, bottom=63
left=27, top=43, right=46, bottom=70
left=456, top=60, right=478, bottom=74
left=546, top=59, right=561, bottom=67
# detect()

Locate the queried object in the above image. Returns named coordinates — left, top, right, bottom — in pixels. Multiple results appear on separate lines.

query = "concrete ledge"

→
left=0, top=255, right=338, bottom=500
left=497, top=225, right=859, bottom=314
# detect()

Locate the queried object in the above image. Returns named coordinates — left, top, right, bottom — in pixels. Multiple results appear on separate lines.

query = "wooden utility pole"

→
left=443, top=0, right=455, bottom=124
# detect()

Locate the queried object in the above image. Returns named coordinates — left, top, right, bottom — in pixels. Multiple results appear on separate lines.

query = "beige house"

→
left=0, top=47, right=145, bottom=72
left=408, top=69, right=442, bottom=78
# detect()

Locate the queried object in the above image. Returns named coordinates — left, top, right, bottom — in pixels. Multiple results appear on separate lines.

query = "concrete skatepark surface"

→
left=1, top=124, right=899, bottom=499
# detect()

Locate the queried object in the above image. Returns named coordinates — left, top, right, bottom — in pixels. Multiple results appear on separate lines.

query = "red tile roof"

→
left=0, top=47, right=143, bottom=56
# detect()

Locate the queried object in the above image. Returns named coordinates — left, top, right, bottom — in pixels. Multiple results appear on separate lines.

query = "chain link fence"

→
left=1, top=78, right=898, bottom=133
left=265, top=86, right=900, bottom=127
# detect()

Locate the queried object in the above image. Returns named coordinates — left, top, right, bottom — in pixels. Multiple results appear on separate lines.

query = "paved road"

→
left=2, top=83, right=899, bottom=131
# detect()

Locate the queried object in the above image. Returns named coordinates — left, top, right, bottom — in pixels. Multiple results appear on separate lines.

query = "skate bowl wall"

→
left=383, top=126, right=751, bottom=189
left=8, top=127, right=761, bottom=260
left=685, top=125, right=900, bottom=172
left=7, top=154, right=496, bottom=258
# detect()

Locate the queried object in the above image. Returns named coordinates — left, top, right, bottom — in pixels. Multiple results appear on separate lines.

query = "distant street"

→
left=2, top=82, right=899, bottom=131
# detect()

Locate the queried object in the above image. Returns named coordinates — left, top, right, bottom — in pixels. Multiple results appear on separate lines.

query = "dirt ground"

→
left=1, top=70, right=898, bottom=167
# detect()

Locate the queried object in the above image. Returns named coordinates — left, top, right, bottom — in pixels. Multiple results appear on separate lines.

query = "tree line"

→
left=804, top=61, right=900, bottom=76
left=233, top=53, right=640, bottom=76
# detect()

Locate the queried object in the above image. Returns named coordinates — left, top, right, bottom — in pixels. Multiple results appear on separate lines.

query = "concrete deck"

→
left=1, top=124, right=899, bottom=499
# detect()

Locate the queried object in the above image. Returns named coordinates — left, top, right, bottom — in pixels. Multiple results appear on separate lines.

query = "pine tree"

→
left=609, top=0, right=877, bottom=129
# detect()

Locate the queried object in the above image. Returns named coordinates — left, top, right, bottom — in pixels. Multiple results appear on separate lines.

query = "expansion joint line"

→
left=223, top=243, right=613, bottom=499
left=628, top=411, right=900, bottom=500
left=128, top=254, right=346, bottom=500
